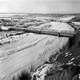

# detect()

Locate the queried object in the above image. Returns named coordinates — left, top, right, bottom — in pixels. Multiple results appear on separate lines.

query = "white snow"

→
left=38, top=22, right=74, bottom=33
left=0, top=21, right=72, bottom=80
left=58, top=16, right=75, bottom=22
left=1, top=26, right=9, bottom=30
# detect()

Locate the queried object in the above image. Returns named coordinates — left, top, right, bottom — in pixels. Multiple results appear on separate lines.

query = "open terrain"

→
left=0, top=14, right=80, bottom=80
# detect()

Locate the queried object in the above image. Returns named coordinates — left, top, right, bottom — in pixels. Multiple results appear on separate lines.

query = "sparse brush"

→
left=12, top=70, right=32, bottom=80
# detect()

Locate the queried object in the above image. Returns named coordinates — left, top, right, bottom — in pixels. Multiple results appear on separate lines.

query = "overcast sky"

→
left=0, top=0, right=80, bottom=13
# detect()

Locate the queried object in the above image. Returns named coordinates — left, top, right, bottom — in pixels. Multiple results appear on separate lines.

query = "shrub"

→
left=12, top=71, right=32, bottom=80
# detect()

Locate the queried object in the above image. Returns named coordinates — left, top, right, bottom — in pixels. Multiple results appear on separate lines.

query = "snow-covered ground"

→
left=38, top=22, right=74, bottom=32
left=0, top=21, right=74, bottom=80
left=56, top=16, right=75, bottom=22
left=0, top=34, right=69, bottom=79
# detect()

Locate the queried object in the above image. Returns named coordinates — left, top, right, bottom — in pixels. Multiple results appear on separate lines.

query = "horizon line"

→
left=0, top=13, right=79, bottom=14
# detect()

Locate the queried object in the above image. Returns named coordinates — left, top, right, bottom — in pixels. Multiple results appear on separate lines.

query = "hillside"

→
left=0, top=14, right=80, bottom=80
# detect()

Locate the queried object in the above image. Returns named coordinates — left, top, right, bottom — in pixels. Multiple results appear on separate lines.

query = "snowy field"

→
left=0, top=14, right=78, bottom=80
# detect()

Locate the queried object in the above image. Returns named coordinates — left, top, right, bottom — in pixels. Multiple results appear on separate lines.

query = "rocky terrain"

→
left=0, top=14, right=80, bottom=80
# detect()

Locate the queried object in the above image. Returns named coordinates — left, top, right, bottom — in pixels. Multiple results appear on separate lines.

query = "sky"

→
left=0, top=0, right=80, bottom=13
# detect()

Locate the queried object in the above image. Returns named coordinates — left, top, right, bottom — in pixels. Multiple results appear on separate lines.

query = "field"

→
left=0, top=14, right=80, bottom=80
